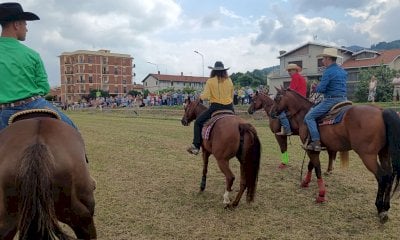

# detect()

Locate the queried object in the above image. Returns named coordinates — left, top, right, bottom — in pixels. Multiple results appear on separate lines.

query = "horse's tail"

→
left=16, top=143, right=70, bottom=240
left=382, top=109, right=400, bottom=195
left=239, top=123, right=261, bottom=203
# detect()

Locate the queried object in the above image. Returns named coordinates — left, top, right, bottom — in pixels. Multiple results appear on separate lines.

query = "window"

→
left=123, top=87, right=127, bottom=93
left=89, top=76, right=93, bottom=83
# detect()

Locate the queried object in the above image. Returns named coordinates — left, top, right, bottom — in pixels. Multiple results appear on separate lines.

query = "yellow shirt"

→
left=200, top=76, right=234, bottom=105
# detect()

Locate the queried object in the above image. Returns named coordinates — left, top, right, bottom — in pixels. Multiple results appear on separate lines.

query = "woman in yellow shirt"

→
left=187, top=61, right=234, bottom=155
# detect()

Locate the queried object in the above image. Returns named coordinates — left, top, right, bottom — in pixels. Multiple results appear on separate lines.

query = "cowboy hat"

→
left=208, top=61, right=230, bottom=71
left=317, top=48, right=342, bottom=58
left=0, top=2, right=39, bottom=23
left=286, top=63, right=301, bottom=71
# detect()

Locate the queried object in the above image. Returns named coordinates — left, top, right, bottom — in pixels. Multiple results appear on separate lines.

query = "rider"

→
left=0, top=2, right=77, bottom=131
left=187, top=61, right=234, bottom=155
left=304, top=48, right=347, bottom=151
left=276, top=63, right=307, bottom=136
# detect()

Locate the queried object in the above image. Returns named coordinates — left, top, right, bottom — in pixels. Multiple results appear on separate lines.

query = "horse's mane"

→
left=286, top=88, right=312, bottom=103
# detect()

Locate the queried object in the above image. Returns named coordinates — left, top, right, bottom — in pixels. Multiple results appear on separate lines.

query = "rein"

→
left=300, top=149, right=307, bottom=183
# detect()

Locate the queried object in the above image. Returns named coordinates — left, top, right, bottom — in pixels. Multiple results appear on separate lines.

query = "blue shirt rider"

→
left=304, top=48, right=347, bottom=151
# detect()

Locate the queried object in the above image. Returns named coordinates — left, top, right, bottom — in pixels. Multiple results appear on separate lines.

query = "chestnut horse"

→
left=247, top=91, right=340, bottom=173
left=0, top=117, right=96, bottom=239
left=271, top=88, right=400, bottom=223
left=181, top=98, right=261, bottom=208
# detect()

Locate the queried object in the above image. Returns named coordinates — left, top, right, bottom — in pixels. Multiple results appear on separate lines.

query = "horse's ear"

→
left=274, top=86, right=281, bottom=93
left=255, top=91, right=259, bottom=96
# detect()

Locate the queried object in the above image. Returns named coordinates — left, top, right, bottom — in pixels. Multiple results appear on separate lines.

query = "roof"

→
left=341, top=49, right=400, bottom=69
left=142, top=73, right=208, bottom=83
left=278, top=42, right=353, bottom=58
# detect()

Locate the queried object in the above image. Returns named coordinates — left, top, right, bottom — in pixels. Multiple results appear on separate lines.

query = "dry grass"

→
left=64, top=108, right=400, bottom=239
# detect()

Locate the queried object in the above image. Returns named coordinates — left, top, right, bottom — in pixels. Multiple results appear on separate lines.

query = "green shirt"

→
left=0, top=37, right=49, bottom=103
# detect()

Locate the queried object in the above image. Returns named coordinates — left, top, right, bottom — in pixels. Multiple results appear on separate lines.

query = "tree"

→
left=88, top=89, right=109, bottom=99
left=354, top=64, right=396, bottom=102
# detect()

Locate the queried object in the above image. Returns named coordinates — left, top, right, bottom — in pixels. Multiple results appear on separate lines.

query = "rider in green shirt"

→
left=0, top=2, right=76, bottom=130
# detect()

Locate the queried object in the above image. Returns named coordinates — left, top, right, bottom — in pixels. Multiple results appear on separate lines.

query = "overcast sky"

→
left=13, top=0, right=400, bottom=87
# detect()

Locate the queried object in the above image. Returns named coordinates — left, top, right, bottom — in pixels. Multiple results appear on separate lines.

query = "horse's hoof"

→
left=300, top=182, right=309, bottom=188
left=379, top=211, right=389, bottom=224
left=316, top=195, right=326, bottom=203
left=324, top=171, right=333, bottom=176
left=224, top=204, right=234, bottom=210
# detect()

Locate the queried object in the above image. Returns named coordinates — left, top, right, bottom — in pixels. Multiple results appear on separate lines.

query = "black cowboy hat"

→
left=208, top=61, right=230, bottom=71
left=0, top=2, right=39, bottom=23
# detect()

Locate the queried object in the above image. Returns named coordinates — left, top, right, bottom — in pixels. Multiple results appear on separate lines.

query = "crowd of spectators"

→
left=60, top=87, right=258, bottom=110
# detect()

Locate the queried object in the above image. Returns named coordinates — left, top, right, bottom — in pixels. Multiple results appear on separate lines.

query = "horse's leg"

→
left=0, top=201, right=17, bottom=240
left=66, top=196, right=97, bottom=239
left=216, top=159, right=235, bottom=207
left=305, top=152, right=326, bottom=202
left=230, top=164, right=246, bottom=208
left=301, top=160, right=313, bottom=188
left=325, top=150, right=337, bottom=174
left=200, top=151, right=211, bottom=192
left=376, top=149, right=393, bottom=223
left=275, top=135, right=289, bottom=168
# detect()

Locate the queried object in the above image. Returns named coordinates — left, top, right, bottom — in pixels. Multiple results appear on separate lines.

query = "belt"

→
left=0, top=96, right=42, bottom=108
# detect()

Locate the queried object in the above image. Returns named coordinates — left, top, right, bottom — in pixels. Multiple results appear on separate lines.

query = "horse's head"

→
left=181, top=98, right=200, bottom=126
left=248, top=90, right=274, bottom=115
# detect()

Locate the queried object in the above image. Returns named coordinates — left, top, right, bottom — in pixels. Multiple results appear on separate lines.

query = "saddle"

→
left=202, top=110, right=235, bottom=140
left=8, top=108, right=61, bottom=125
left=317, top=101, right=353, bottom=126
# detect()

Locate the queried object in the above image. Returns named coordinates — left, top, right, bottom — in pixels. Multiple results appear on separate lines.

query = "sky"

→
left=11, top=0, right=400, bottom=87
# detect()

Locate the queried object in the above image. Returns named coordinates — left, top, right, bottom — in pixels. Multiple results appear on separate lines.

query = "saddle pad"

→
left=202, top=114, right=236, bottom=140
left=318, top=105, right=352, bottom=126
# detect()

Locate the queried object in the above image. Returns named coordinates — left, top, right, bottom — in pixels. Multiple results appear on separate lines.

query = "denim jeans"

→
left=0, top=97, right=77, bottom=131
left=304, top=97, right=346, bottom=141
left=278, top=111, right=291, bottom=133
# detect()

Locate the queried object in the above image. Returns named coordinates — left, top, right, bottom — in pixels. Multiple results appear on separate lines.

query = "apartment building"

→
left=59, top=49, right=134, bottom=103
left=142, top=72, right=207, bottom=93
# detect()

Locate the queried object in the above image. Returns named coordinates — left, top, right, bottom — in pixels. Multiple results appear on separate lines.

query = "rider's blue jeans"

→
left=278, top=111, right=291, bottom=133
left=0, top=97, right=77, bottom=131
left=304, top=97, right=346, bottom=141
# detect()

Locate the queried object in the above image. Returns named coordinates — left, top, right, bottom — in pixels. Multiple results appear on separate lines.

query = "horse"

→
left=247, top=90, right=339, bottom=173
left=0, top=114, right=97, bottom=239
left=181, top=98, right=261, bottom=208
left=271, top=87, right=400, bottom=223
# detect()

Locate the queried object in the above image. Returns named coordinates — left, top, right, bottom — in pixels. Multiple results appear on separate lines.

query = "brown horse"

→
left=247, top=91, right=338, bottom=173
left=0, top=117, right=97, bottom=239
left=271, top=88, right=400, bottom=223
left=181, top=98, right=261, bottom=208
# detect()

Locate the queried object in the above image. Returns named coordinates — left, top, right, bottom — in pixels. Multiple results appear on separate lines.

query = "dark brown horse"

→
left=271, top=88, right=400, bottom=223
left=181, top=98, right=261, bottom=208
left=247, top=91, right=339, bottom=173
left=0, top=117, right=96, bottom=239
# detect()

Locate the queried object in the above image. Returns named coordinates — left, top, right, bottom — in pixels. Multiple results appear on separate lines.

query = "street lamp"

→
left=194, top=50, right=204, bottom=77
left=146, top=61, right=159, bottom=73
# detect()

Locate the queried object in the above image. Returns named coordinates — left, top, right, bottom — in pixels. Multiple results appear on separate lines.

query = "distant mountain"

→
left=343, top=39, right=400, bottom=52
left=343, top=45, right=366, bottom=52
left=371, top=40, right=400, bottom=50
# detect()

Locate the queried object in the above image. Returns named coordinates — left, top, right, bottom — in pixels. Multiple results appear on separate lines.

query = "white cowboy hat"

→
left=286, top=63, right=301, bottom=71
left=317, top=48, right=342, bottom=58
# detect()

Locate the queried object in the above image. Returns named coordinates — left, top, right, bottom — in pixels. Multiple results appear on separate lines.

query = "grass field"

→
left=65, top=107, right=400, bottom=239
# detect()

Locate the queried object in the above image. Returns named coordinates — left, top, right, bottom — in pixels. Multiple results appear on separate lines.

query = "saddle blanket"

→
left=202, top=114, right=235, bottom=140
